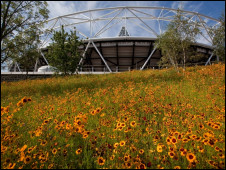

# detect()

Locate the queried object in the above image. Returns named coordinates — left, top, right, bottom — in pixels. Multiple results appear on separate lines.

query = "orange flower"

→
left=114, top=143, right=119, bottom=148
left=76, top=148, right=82, bottom=155
left=28, top=146, right=37, bottom=153
left=130, top=121, right=136, bottom=127
left=181, top=150, right=187, bottom=156
left=97, top=157, right=105, bottom=166
left=90, top=110, right=96, bottom=115
left=110, top=155, right=115, bottom=160
left=52, top=148, right=57, bottom=155
left=171, top=137, right=177, bottom=145
left=7, top=163, right=16, bottom=169
left=24, top=155, right=32, bottom=164
left=40, top=140, right=47, bottom=146
left=82, top=134, right=88, bottom=139
left=168, top=151, right=175, bottom=158
left=20, top=145, right=27, bottom=152
left=174, top=166, right=181, bottom=169
left=157, top=145, right=163, bottom=152
left=21, top=97, right=28, bottom=103
left=125, top=162, right=132, bottom=168
left=120, top=141, right=125, bottom=146
left=166, top=137, right=171, bottom=145
left=124, top=155, right=130, bottom=162
left=186, top=153, right=196, bottom=162
left=17, top=101, right=23, bottom=107
left=138, top=163, right=146, bottom=169
left=95, top=107, right=102, bottom=114
left=139, top=149, right=144, bottom=154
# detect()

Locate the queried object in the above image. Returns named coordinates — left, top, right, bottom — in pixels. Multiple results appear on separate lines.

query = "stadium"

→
left=9, top=6, right=221, bottom=72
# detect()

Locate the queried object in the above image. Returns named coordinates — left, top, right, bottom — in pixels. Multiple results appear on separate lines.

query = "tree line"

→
left=1, top=2, right=225, bottom=75
left=155, top=10, right=225, bottom=72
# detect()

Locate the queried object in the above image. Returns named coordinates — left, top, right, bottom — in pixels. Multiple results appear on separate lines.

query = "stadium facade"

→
left=8, top=7, right=220, bottom=72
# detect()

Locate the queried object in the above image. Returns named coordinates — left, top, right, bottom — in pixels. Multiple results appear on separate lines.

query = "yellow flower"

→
left=186, top=153, right=196, bottom=162
left=218, top=153, right=225, bottom=159
left=130, top=121, right=136, bottom=127
left=168, top=151, right=175, bottom=158
left=171, top=136, right=177, bottom=145
left=139, top=149, right=144, bottom=154
left=8, top=163, right=16, bottom=169
left=137, top=163, right=146, bottom=169
left=40, top=140, right=47, bottom=146
left=174, top=166, right=181, bottom=169
left=52, top=148, right=57, bottom=155
left=20, top=145, right=27, bottom=152
left=96, top=107, right=102, bottom=114
left=76, top=148, right=82, bottom=155
left=20, top=151, right=25, bottom=161
left=17, top=101, right=23, bottom=107
left=110, top=155, right=115, bottom=160
left=97, top=157, right=105, bottom=166
left=24, top=155, right=32, bottom=164
left=157, top=145, right=163, bottom=152
left=124, top=155, right=130, bottom=162
left=82, top=134, right=88, bottom=139
left=166, top=137, right=171, bottom=145
left=114, top=143, right=119, bottom=148
left=120, top=141, right=125, bottom=146
left=125, top=162, right=132, bottom=168
left=48, top=164, right=54, bottom=169
left=28, top=146, right=37, bottom=153
left=21, top=97, right=28, bottom=103
left=90, top=110, right=96, bottom=115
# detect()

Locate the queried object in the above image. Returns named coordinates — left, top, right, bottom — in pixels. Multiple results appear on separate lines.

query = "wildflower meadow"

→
left=1, top=63, right=225, bottom=169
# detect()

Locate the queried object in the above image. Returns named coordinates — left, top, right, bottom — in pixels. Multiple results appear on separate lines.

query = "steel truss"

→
left=18, top=6, right=222, bottom=72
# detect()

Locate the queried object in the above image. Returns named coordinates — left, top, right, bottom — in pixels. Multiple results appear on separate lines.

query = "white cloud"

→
left=47, top=1, right=76, bottom=18
left=188, top=2, right=203, bottom=12
left=171, top=1, right=189, bottom=10
left=196, top=34, right=212, bottom=46
left=86, top=1, right=98, bottom=10
left=43, top=1, right=214, bottom=46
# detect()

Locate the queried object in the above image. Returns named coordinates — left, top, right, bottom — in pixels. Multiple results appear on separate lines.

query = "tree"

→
left=46, top=26, right=83, bottom=75
left=1, top=1, right=49, bottom=65
left=12, top=25, right=41, bottom=78
left=156, top=9, right=200, bottom=71
left=155, top=28, right=181, bottom=72
left=211, top=12, right=225, bottom=62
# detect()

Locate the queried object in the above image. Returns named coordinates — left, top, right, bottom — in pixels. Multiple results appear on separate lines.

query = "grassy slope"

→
left=1, top=63, right=225, bottom=169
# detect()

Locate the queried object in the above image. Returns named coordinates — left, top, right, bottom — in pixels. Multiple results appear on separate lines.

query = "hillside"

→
left=1, top=63, right=225, bottom=169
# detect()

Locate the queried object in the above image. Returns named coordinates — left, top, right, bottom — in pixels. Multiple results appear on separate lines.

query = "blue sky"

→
left=47, top=1, right=225, bottom=20
left=45, top=1, right=225, bottom=42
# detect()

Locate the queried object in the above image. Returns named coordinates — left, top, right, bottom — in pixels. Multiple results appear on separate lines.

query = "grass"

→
left=1, top=63, right=225, bottom=169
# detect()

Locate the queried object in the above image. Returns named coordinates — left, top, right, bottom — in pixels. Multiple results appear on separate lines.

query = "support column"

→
left=116, top=42, right=119, bottom=66
left=205, top=52, right=214, bottom=66
left=40, top=51, right=49, bottom=65
left=16, top=62, right=21, bottom=72
left=140, top=46, right=157, bottom=70
left=147, top=42, right=153, bottom=67
left=91, top=41, right=112, bottom=72
left=78, top=41, right=91, bottom=70
left=14, top=62, right=16, bottom=72
left=99, top=42, right=104, bottom=71
left=132, top=42, right=135, bottom=69
left=34, top=58, right=38, bottom=72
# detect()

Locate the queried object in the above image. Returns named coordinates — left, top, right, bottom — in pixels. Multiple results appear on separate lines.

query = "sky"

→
left=2, top=1, right=225, bottom=72
left=47, top=1, right=225, bottom=20
left=44, top=1, right=225, bottom=43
